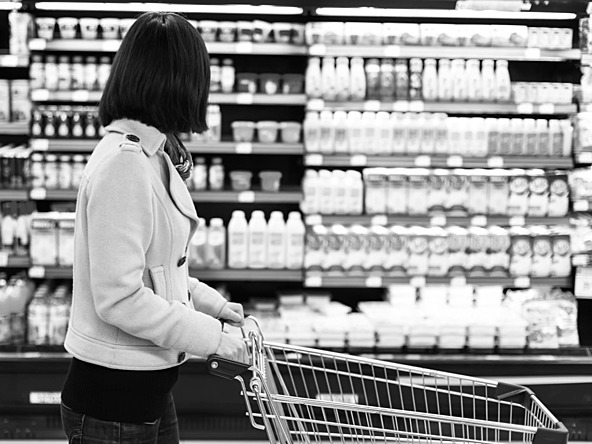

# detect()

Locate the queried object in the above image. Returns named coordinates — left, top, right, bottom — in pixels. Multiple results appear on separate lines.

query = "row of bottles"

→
left=0, top=273, right=35, bottom=345
left=30, top=55, right=111, bottom=91
left=0, top=202, right=34, bottom=256
left=32, top=106, right=104, bottom=139
left=25, top=281, right=71, bottom=346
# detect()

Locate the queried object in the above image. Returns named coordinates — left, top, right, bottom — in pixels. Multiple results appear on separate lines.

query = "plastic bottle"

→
left=346, top=170, right=364, bottom=215
left=318, top=169, right=335, bottom=214
left=0, top=274, right=9, bottom=344
left=189, top=218, right=208, bottom=268
left=333, top=111, right=348, bottom=153
left=44, top=55, right=59, bottom=91
left=210, top=58, right=221, bottom=93
left=536, top=120, right=550, bottom=156
left=335, top=57, right=350, bottom=101
left=97, top=56, right=111, bottom=90
left=248, top=211, right=267, bottom=269
left=285, top=212, right=305, bottom=270
left=395, top=59, right=409, bottom=100
left=465, top=59, right=482, bottom=102
left=450, top=59, right=467, bottom=101
left=375, top=111, right=393, bottom=155
left=208, top=157, right=224, bottom=190
left=437, top=59, right=452, bottom=101
left=364, top=58, right=381, bottom=100
left=27, top=288, right=49, bottom=345
left=321, top=57, right=337, bottom=101
left=30, top=55, right=45, bottom=90
left=84, top=56, right=98, bottom=91
left=332, top=170, right=348, bottom=214
left=266, top=211, right=286, bottom=269
left=304, top=112, right=321, bottom=153
left=221, top=59, right=235, bottom=94
left=305, top=57, right=323, bottom=98
left=481, top=59, right=496, bottom=102
left=71, top=56, right=85, bottom=90
left=48, top=286, right=70, bottom=345
left=206, top=218, right=226, bottom=269
left=227, top=210, right=249, bottom=269
left=495, top=60, right=512, bottom=102
left=319, top=111, right=335, bottom=154
left=422, top=58, right=438, bottom=101
left=1, top=203, right=16, bottom=254
left=409, top=58, right=423, bottom=100
left=362, top=111, right=377, bottom=154
left=349, top=57, right=367, bottom=101
left=301, top=169, right=320, bottom=214
left=379, top=58, right=396, bottom=100
left=347, top=111, right=364, bottom=154
left=192, top=157, right=207, bottom=190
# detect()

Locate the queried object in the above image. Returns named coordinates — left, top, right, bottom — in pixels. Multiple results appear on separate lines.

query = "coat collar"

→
left=104, top=119, right=166, bottom=157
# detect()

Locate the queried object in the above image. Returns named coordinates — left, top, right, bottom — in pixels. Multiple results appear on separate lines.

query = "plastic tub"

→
left=237, top=21, right=254, bottom=42
left=259, top=171, right=282, bottom=192
left=36, top=17, right=56, bottom=40
left=291, top=24, right=306, bottom=45
left=57, top=17, right=78, bottom=39
left=282, top=74, right=304, bottom=94
left=256, top=121, right=279, bottom=143
left=218, top=21, right=237, bottom=42
left=273, top=22, right=293, bottom=43
left=79, top=18, right=100, bottom=39
left=280, top=122, right=302, bottom=143
left=236, top=73, right=258, bottom=93
left=119, top=18, right=136, bottom=39
left=253, top=20, right=272, bottom=43
left=199, top=20, right=219, bottom=42
left=260, top=73, right=281, bottom=95
left=230, top=171, right=253, bottom=191
left=231, top=121, right=255, bottom=142
left=100, top=18, right=120, bottom=39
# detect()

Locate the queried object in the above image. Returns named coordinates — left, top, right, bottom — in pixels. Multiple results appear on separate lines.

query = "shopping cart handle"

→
left=496, top=381, right=535, bottom=406
left=207, top=355, right=250, bottom=380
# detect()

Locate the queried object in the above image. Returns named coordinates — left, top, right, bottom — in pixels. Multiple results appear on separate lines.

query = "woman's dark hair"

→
left=99, top=12, right=210, bottom=134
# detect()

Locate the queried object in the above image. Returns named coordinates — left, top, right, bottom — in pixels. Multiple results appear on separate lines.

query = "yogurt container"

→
left=253, top=20, right=272, bottom=43
left=256, top=121, right=279, bottom=143
left=259, top=171, right=282, bottom=192
left=273, top=22, right=293, bottom=44
left=280, top=122, right=302, bottom=143
left=236, top=73, right=258, bottom=93
left=230, top=171, right=252, bottom=191
left=282, top=74, right=305, bottom=94
left=231, top=121, right=255, bottom=142
left=36, top=17, right=56, bottom=40
left=260, top=73, right=281, bottom=95
left=237, top=21, right=254, bottom=42
left=57, top=17, right=78, bottom=39
left=79, top=18, right=100, bottom=40
left=119, top=18, right=136, bottom=39
left=100, top=18, right=120, bottom=39
left=218, top=21, right=237, bottom=42
left=198, top=20, right=219, bottom=42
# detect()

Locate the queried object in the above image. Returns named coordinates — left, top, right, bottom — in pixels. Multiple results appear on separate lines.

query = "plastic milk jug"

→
left=335, top=57, right=351, bottom=101
left=206, top=218, right=226, bottom=269
left=266, top=211, right=286, bottom=269
left=349, top=57, right=367, bottom=101
left=481, top=59, right=496, bottom=101
left=189, top=218, right=208, bottom=268
left=301, top=169, right=320, bottom=215
left=305, top=57, right=323, bottom=98
left=321, top=57, right=337, bottom=101
left=248, top=211, right=267, bottom=269
left=304, top=112, right=321, bottom=153
left=286, top=212, right=305, bottom=270
left=227, top=210, right=249, bottom=269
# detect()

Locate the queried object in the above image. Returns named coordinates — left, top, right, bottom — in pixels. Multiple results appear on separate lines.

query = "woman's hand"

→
left=218, top=302, right=245, bottom=327
left=215, top=333, right=249, bottom=364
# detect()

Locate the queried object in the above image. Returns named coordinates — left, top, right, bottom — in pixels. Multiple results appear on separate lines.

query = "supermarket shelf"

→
left=304, top=154, right=573, bottom=169
left=29, top=38, right=307, bottom=55
left=30, top=89, right=102, bottom=102
left=30, top=138, right=98, bottom=152
left=576, top=152, right=592, bottom=164
left=0, top=255, right=30, bottom=268
left=28, top=266, right=72, bottom=279
left=190, top=268, right=302, bottom=281
left=0, top=122, right=29, bottom=135
left=190, top=190, right=302, bottom=203
left=304, top=214, right=571, bottom=227
left=304, top=271, right=571, bottom=288
left=308, top=99, right=576, bottom=115
left=0, top=54, right=29, bottom=68
left=185, top=141, right=304, bottom=155
left=28, top=188, right=77, bottom=200
left=309, top=44, right=582, bottom=61
left=0, top=189, right=29, bottom=201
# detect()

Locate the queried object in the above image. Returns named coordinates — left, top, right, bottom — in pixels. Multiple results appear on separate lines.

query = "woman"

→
left=60, top=12, right=248, bottom=444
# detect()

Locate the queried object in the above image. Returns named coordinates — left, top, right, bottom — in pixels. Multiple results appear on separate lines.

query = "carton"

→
left=446, top=226, right=469, bottom=274
left=527, top=169, right=549, bottom=217
left=364, top=225, right=390, bottom=271
left=407, top=169, right=429, bottom=215
left=427, top=227, right=449, bottom=276
left=385, top=225, right=408, bottom=272
left=507, top=169, right=529, bottom=216
left=509, top=227, right=532, bottom=277
left=548, top=172, right=569, bottom=217
left=363, top=168, right=388, bottom=214
left=467, top=169, right=489, bottom=215
left=488, top=226, right=511, bottom=274
left=427, top=169, right=448, bottom=213
left=386, top=168, right=408, bottom=215
left=467, top=227, right=489, bottom=275
left=344, top=225, right=368, bottom=272
left=406, top=226, right=429, bottom=276
left=551, top=227, right=572, bottom=277
left=530, top=226, right=552, bottom=278
left=446, top=169, right=469, bottom=213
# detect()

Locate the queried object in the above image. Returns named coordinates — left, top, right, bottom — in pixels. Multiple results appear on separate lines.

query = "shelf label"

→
left=0, top=252, right=8, bottom=267
left=410, top=276, right=426, bottom=288
left=235, top=142, right=253, bottom=154
left=409, top=101, right=425, bottom=112
left=470, top=215, right=487, bottom=227
left=514, top=277, right=531, bottom=288
left=365, top=276, right=383, bottom=288
left=30, top=188, right=47, bottom=200
left=392, top=101, right=410, bottom=112
left=72, top=90, right=90, bottom=102
left=447, top=155, right=463, bottom=168
left=509, top=216, right=526, bottom=226
left=579, top=152, right=592, bottom=164
left=363, top=100, right=381, bottom=111
left=29, top=266, right=45, bottom=279
left=414, top=155, right=431, bottom=167
left=309, top=44, right=327, bottom=56
left=305, top=154, right=323, bottom=166
left=0, top=55, right=19, bottom=67
left=384, top=45, right=401, bottom=58
left=371, top=215, right=388, bottom=226
left=487, top=156, right=504, bottom=168
left=516, top=103, right=534, bottom=114
left=524, top=48, right=541, bottom=59
left=450, top=276, right=467, bottom=287
left=350, top=154, right=367, bottom=166
left=307, top=98, right=325, bottom=111
left=28, top=39, right=47, bottom=51
left=238, top=191, right=255, bottom=203
left=574, top=200, right=590, bottom=212
left=31, top=139, right=49, bottom=151
left=29, top=392, right=61, bottom=405
left=430, top=215, right=447, bottom=226
left=539, top=103, right=555, bottom=114
left=235, top=41, right=253, bottom=53
left=31, top=89, right=50, bottom=101
left=236, top=93, right=254, bottom=105
left=305, top=214, right=323, bottom=225
left=575, top=267, right=592, bottom=299
left=305, top=274, right=322, bottom=287
left=102, top=40, right=121, bottom=52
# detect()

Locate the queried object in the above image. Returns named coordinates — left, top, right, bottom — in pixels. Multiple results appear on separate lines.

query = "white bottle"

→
left=227, top=210, right=249, bottom=269
left=304, top=112, right=321, bottom=153
left=349, top=57, right=367, bottom=101
left=266, top=211, right=286, bottom=269
left=472, top=117, right=488, bottom=157
left=465, top=59, right=482, bottom=102
left=450, top=59, right=467, bottom=101
left=248, top=211, right=267, bottom=269
left=206, top=218, right=226, bottom=269
left=361, top=112, right=377, bottom=154
left=44, top=55, right=59, bottom=91
left=437, top=59, right=453, bottom=101
left=305, top=57, right=323, bottom=98
left=301, top=169, right=320, bottom=214
left=321, top=57, right=337, bottom=101
left=481, top=59, right=496, bottom=102
left=582, top=67, right=592, bottom=103
left=375, top=111, right=393, bottom=155
left=319, top=111, right=335, bottom=154
left=347, top=111, right=364, bottom=154
left=318, top=169, right=335, bottom=214
left=332, top=170, right=348, bottom=214
left=495, top=60, right=512, bottom=102
left=333, top=111, right=349, bottom=153
left=221, top=58, right=235, bottom=94
left=346, top=170, right=364, bottom=215
left=285, top=212, right=305, bottom=270
left=335, top=57, right=351, bottom=101
left=189, top=218, right=208, bottom=268
left=422, top=58, right=438, bottom=101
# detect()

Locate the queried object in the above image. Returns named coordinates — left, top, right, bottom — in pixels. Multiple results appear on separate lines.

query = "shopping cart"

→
left=207, top=317, right=568, bottom=444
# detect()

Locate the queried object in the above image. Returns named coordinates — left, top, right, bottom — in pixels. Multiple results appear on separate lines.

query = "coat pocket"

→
left=149, top=266, right=167, bottom=300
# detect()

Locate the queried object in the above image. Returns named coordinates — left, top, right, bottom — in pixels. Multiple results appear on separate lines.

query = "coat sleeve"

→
left=86, top=150, right=222, bottom=358
left=188, top=276, right=228, bottom=317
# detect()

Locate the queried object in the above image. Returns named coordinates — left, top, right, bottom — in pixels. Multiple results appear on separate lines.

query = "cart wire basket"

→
left=207, top=317, right=567, bottom=444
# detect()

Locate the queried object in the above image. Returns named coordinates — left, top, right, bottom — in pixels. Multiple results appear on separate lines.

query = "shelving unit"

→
left=0, top=54, right=29, bottom=67
left=0, top=122, right=29, bottom=135
left=190, top=190, right=302, bottom=203
left=0, top=189, right=29, bottom=201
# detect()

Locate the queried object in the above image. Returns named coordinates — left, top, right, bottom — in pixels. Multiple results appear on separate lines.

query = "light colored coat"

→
left=64, top=119, right=225, bottom=370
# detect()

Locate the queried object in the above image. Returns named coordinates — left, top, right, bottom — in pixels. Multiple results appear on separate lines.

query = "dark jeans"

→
left=61, top=393, right=179, bottom=444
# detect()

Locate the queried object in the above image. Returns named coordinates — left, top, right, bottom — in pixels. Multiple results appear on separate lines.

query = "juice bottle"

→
left=189, top=218, right=208, bottom=268
left=227, top=210, right=249, bottom=269
left=362, top=112, right=377, bottom=154
left=248, top=211, right=267, bottom=269
left=266, top=211, right=286, bottom=269
left=332, top=170, right=348, bottom=214
left=437, top=59, right=453, bottom=101
left=48, top=286, right=70, bottom=346
left=347, top=111, right=364, bottom=154
left=582, top=67, right=592, bottom=103
left=349, top=57, right=367, bottom=101
left=285, top=212, right=305, bottom=269
left=301, top=169, right=320, bottom=214
left=221, top=59, right=235, bottom=94
left=346, top=170, right=364, bottom=215
left=395, top=59, right=409, bottom=100
left=335, top=57, right=350, bottom=101
left=391, top=113, right=407, bottom=154
left=376, top=111, right=393, bottom=155
left=208, top=157, right=224, bottom=191
left=481, top=59, right=496, bottom=102
left=321, top=57, right=337, bottom=101
left=422, top=58, right=438, bottom=101
left=333, top=111, right=348, bottom=153
left=304, top=112, right=321, bottom=153
left=206, top=218, right=226, bottom=269
left=365, top=58, right=381, bottom=100
left=1, top=203, right=16, bottom=255
left=434, top=113, right=449, bottom=155
left=379, top=58, right=396, bottom=100
left=192, top=157, right=207, bottom=190
left=451, top=59, right=467, bottom=101
left=27, top=287, right=49, bottom=345
left=409, top=58, right=423, bottom=100
left=319, top=111, right=335, bottom=154
left=318, top=169, right=335, bottom=214
left=44, top=55, right=59, bottom=91
left=210, top=58, right=221, bottom=93
left=305, top=57, right=322, bottom=98
left=465, top=59, right=482, bottom=102
left=495, top=60, right=512, bottom=102
left=536, top=120, right=550, bottom=156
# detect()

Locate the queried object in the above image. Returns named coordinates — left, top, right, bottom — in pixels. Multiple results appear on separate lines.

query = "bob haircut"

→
left=99, top=12, right=210, bottom=134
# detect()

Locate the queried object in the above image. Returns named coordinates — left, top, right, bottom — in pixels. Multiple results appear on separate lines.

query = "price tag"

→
left=31, top=139, right=49, bottom=151
left=573, top=254, right=589, bottom=267
left=305, top=215, right=323, bottom=225
left=30, top=188, right=47, bottom=200
left=28, top=39, right=47, bottom=51
left=410, top=276, right=427, bottom=288
left=31, top=89, right=50, bottom=101
left=579, top=152, right=592, bottom=164
left=575, top=267, right=592, bottom=299
left=450, top=276, right=467, bottom=287
left=238, top=191, right=255, bottom=203
left=309, top=44, right=327, bottom=56
left=509, top=216, right=526, bottom=226
left=524, top=48, right=541, bottom=59
left=574, top=200, right=590, bottom=212
left=514, top=277, right=531, bottom=288
left=29, top=392, right=61, bottom=405
left=365, top=276, right=383, bottom=288
left=305, top=154, right=323, bottom=166
left=363, top=100, right=381, bottom=111
left=471, top=215, right=488, bottom=227
left=0, top=55, right=18, bottom=67
left=409, top=101, right=425, bottom=112
left=371, top=215, right=388, bottom=226
left=236, top=93, right=254, bottom=105
left=0, top=252, right=8, bottom=267
left=350, top=154, right=367, bottom=166
left=235, top=41, right=253, bottom=53
left=487, top=156, right=504, bottom=168
left=384, top=45, right=401, bottom=57
left=414, top=155, right=431, bottom=167
left=29, top=266, right=45, bottom=279
left=72, top=90, right=90, bottom=102
left=307, top=98, right=325, bottom=111
left=102, top=40, right=121, bottom=51
left=430, top=215, right=447, bottom=226
left=539, top=103, right=555, bottom=114
left=447, top=155, right=463, bottom=167
left=516, top=103, right=534, bottom=114
left=392, top=101, right=410, bottom=112
left=305, top=274, right=322, bottom=287
left=235, top=142, right=253, bottom=154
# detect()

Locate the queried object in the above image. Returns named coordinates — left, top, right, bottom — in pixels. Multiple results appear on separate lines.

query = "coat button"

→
left=177, top=256, right=187, bottom=267
left=187, top=291, right=191, bottom=302
left=177, top=352, right=186, bottom=363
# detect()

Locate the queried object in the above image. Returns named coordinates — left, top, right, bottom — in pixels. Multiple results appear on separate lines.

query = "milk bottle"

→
left=206, top=218, right=226, bottom=269
left=346, top=170, right=364, bottom=215
left=227, top=210, right=249, bottom=269
left=362, top=112, right=377, bottom=154
left=407, top=226, right=429, bottom=276
left=347, top=111, right=364, bottom=154
left=391, top=113, right=407, bottom=154
left=27, top=288, right=49, bottom=345
left=375, top=112, right=393, bottom=155
left=509, top=227, right=532, bottom=277
left=536, top=120, right=550, bottom=156
left=481, top=60, right=496, bottom=101
left=472, top=117, right=488, bottom=157
left=387, top=168, right=408, bottom=214
left=286, top=212, right=305, bottom=270
left=266, top=212, right=286, bottom=269
left=189, top=218, right=208, bottom=268
left=304, top=112, right=321, bottom=153
left=434, top=113, right=449, bottom=155
left=344, top=225, right=368, bottom=271
left=332, top=170, right=348, bottom=214
left=451, top=59, right=467, bottom=101
left=301, top=170, right=320, bottom=214
left=335, top=57, right=351, bottom=101
left=465, top=59, right=482, bottom=102
left=349, top=57, right=367, bottom=101
left=406, top=113, right=421, bottom=154
left=0, top=274, right=9, bottom=344
left=495, top=60, right=512, bottom=102
left=428, top=227, right=449, bottom=276
left=318, top=169, right=335, bottom=214
left=319, top=111, right=335, bottom=154
left=487, top=170, right=510, bottom=215
left=437, top=59, right=453, bottom=101
left=248, top=211, right=268, bottom=269
left=422, top=58, right=438, bottom=101
left=321, top=57, right=337, bottom=101
left=333, top=111, right=349, bottom=153
left=548, top=173, right=569, bottom=217
left=305, top=57, right=323, bottom=98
